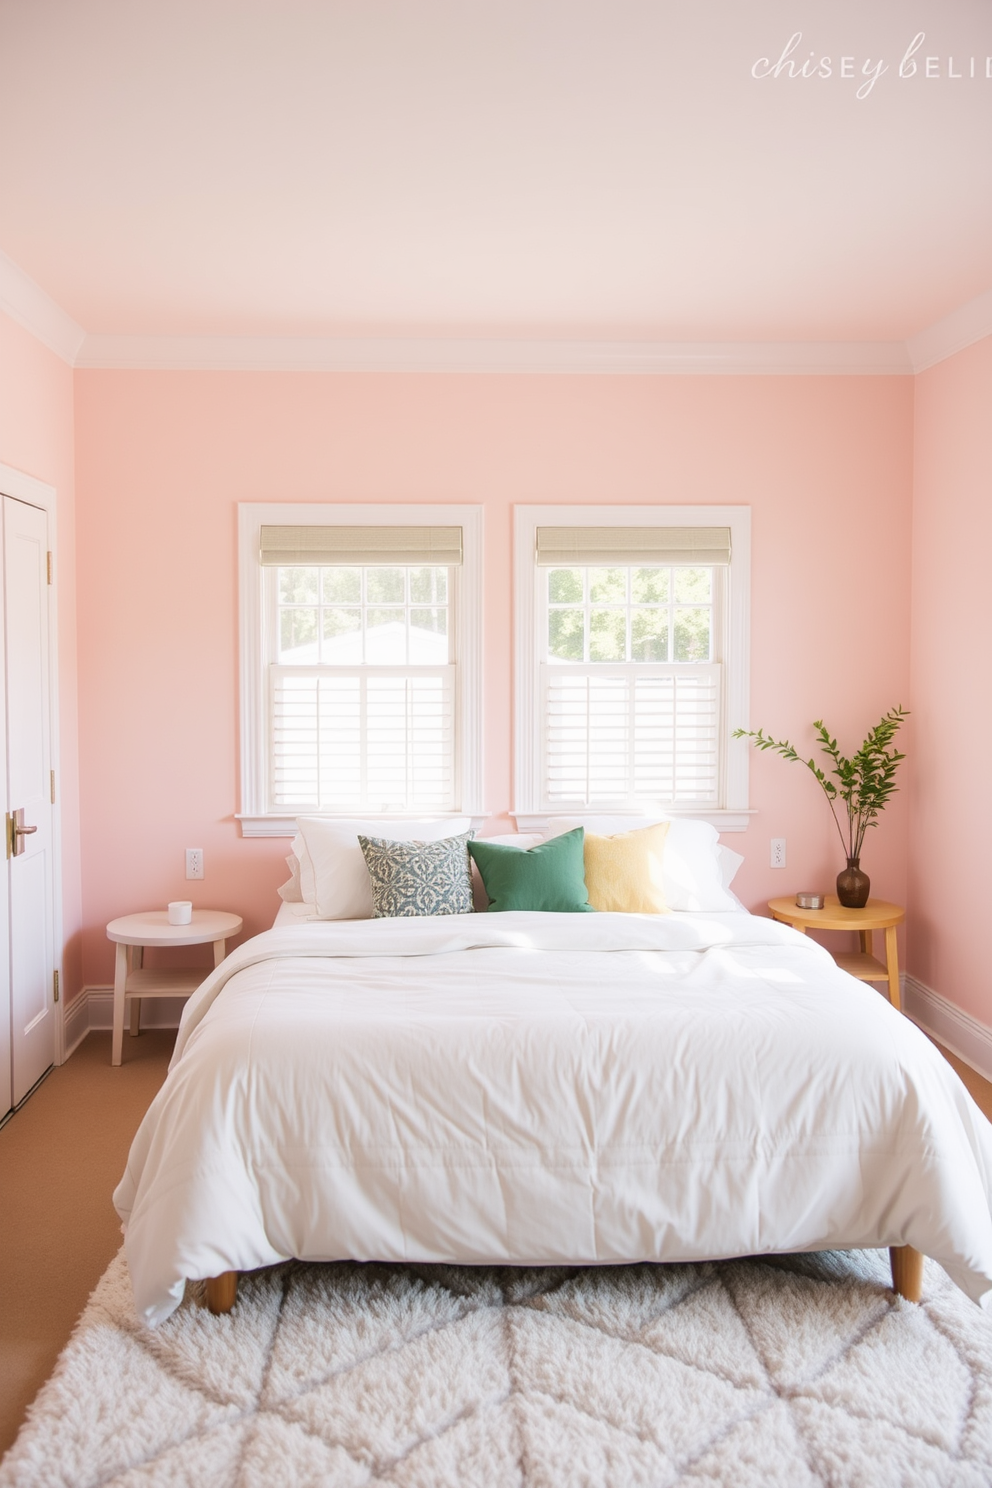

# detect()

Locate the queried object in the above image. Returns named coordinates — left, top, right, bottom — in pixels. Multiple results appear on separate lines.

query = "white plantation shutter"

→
left=543, top=664, right=721, bottom=807
left=271, top=666, right=455, bottom=811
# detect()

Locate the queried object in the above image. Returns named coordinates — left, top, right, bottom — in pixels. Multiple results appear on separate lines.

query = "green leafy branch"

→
left=733, top=706, right=909, bottom=862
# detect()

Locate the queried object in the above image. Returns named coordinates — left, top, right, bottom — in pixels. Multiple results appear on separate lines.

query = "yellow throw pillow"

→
left=583, top=822, right=671, bottom=914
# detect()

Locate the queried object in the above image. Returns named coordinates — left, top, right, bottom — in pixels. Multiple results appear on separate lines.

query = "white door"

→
left=4, top=495, right=55, bottom=1106
left=0, top=517, right=8, bottom=1119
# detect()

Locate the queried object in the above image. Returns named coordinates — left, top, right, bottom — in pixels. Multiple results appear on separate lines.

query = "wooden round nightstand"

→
left=767, top=896, right=905, bottom=1010
left=106, top=909, right=243, bottom=1065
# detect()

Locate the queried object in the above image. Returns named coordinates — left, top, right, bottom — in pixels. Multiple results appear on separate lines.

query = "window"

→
left=239, top=505, right=483, bottom=836
left=513, top=506, right=750, bottom=830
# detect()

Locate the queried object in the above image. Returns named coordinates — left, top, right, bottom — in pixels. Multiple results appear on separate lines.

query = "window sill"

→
left=511, top=809, right=755, bottom=835
left=237, top=813, right=489, bottom=839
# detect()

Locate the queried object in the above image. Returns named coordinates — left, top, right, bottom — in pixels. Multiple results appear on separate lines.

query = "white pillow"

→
left=295, top=817, right=472, bottom=920
left=276, top=853, right=305, bottom=903
left=716, top=844, right=744, bottom=889
left=476, top=833, right=544, bottom=849
left=290, top=833, right=316, bottom=906
left=542, top=815, right=739, bottom=912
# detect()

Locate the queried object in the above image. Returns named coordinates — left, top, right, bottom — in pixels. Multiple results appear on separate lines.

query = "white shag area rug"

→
left=3, top=1249, right=992, bottom=1487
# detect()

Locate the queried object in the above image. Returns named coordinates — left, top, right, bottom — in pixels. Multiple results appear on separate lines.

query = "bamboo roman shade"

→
left=260, top=525, right=463, bottom=567
left=535, top=526, right=732, bottom=567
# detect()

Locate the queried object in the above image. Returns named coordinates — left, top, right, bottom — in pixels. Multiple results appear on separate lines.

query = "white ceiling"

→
left=1, top=0, right=990, bottom=353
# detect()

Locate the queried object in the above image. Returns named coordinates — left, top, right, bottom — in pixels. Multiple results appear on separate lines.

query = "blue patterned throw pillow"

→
left=358, top=831, right=475, bottom=918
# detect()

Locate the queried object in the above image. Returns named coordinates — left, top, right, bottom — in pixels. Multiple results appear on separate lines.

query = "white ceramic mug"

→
left=168, top=900, right=193, bottom=925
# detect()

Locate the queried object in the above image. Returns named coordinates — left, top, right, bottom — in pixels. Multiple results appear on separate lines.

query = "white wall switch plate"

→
left=185, top=847, right=204, bottom=880
left=770, top=838, right=786, bottom=869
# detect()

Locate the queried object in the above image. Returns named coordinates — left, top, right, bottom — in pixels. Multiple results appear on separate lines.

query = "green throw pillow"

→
left=468, top=829, right=595, bottom=913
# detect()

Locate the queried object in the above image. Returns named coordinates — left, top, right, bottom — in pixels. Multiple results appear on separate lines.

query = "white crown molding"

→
left=1, top=244, right=987, bottom=376
left=0, top=249, right=86, bottom=366
left=906, top=288, right=992, bottom=373
left=75, top=333, right=913, bottom=376
left=903, top=973, right=992, bottom=1084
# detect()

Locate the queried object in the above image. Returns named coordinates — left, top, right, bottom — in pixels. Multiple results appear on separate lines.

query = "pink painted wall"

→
left=908, top=335, right=992, bottom=1022
left=0, top=311, right=82, bottom=999
left=73, top=370, right=914, bottom=985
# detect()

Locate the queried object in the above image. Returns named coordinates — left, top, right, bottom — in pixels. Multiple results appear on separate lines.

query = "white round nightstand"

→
left=106, top=910, right=243, bottom=1065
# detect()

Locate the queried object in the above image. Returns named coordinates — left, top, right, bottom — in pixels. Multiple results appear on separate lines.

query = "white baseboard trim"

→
left=62, top=990, right=93, bottom=1060
left=63, top=985, right=185, bottom=1055
left=902, top=974, right=992, bottom=1083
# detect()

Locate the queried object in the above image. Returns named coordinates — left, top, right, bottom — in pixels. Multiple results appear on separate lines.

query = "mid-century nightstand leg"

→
left=112, top=942, right=128, bottom=1066
left=213, top=938, right=227, bottom=968
left=885, top=925, right=901, bottom=1010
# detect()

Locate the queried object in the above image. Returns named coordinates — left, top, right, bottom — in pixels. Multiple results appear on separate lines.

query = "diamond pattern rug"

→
left=3, top=1248, right=992, bottom=1486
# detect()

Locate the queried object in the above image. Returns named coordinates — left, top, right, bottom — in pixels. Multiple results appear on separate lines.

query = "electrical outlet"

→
left=770, top=838, right=786, bottom=869
left=185, top=847, right=204, bottom=880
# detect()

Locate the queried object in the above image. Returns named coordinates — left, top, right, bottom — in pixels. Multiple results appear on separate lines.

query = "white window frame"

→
left=513, top=504, right=751, bottom=832
left=238, top=503, right=484, bottom=837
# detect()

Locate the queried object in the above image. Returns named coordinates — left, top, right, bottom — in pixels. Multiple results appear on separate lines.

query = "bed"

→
left=113, top=820, right=992, bottom=1329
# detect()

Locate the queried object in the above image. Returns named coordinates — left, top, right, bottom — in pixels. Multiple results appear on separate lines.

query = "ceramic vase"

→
left=836, top=856, right=870, bottom=908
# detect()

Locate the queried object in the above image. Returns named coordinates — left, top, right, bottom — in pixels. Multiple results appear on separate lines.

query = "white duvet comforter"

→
left=114, top=912, right=992, bottom=1326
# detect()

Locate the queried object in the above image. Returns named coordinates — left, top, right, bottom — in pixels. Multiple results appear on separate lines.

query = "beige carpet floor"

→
left=4, top=1246, right=992, bottom=1487
left=0, top=1030, right=175, bottom=1458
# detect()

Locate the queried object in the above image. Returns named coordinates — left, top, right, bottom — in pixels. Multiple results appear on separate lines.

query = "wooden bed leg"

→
left=889, top=1245, right=924, bottom=1302
left=205, top=1271, right=239, bottom=1315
